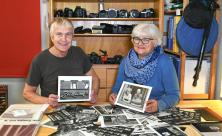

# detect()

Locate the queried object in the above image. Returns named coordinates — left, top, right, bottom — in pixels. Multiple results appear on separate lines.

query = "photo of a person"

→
left=122, top=87, right=132, bottom=103
left=131, top=89, right=143, bottom=105
left=114, top=81, right=152, bottom=113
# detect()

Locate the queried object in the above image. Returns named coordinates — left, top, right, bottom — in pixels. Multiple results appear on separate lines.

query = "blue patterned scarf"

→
left=125, top=46, right=162, bottom=85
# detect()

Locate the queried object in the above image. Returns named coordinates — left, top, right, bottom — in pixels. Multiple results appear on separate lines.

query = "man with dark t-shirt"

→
left=23, top=18, right=100, bottom=107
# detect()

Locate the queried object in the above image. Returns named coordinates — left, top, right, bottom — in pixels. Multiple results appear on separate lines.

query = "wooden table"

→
left=178, top=100, right=222, bottom=120
left=37, top=100, right=222, bottom=136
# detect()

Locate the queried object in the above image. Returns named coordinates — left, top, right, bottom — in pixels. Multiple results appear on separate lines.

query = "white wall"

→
left=0, top=78, right=27, bottom=105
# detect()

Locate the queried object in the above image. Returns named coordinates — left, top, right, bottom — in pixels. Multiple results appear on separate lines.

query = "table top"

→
left=37, top=100, right=222, bottom=136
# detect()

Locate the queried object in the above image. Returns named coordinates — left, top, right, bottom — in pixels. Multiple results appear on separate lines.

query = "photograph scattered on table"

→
left=58, top=76, right=92, bottom=102
left=115, top=81, right=152, bottom=113
left=122, top=109, right=148, bottom=119
left=92, top=104, right=113, bottom=115
left=153, top=124, right=187, bottom=136
left=102, top=114, right=139, bottom=127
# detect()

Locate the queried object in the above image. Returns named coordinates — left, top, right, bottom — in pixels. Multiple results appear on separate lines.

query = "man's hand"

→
left=145, top=99, right=158, bottom=113
left=109, top=93, right=117, bottom=105
left=90, top=91, right=97, bottom=104
left=48, top=94, right=60, bottom=107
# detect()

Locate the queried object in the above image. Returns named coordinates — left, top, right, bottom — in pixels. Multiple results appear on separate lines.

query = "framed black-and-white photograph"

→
left=115, top=81, right=152, bottom=113
left=58, top=76, right=92, bottom=102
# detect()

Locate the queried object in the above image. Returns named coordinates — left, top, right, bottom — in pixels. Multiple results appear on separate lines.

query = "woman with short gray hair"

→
left=109, top=23, right=179, bottom=113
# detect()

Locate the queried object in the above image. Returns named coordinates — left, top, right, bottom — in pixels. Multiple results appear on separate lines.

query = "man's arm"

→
left=85, top=67, right=100, bottom=97
left=23, top=83, right=59, bottom=107
left=23, top=83, right=48, bottom=104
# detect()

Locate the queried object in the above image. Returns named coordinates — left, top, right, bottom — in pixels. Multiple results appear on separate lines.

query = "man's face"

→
left=51, top=26, right=73, bottom=53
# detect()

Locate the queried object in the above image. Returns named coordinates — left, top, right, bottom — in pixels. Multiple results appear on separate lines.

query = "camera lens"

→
left=129, top=9, right=140, bottom=18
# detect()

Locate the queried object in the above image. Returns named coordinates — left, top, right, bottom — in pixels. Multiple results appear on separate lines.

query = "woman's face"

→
left=131, top=36, right=156, bottom=59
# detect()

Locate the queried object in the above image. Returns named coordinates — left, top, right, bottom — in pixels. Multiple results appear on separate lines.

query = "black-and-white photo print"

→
left=115, top=81, right=152, bottom=113
left=102, top=114, right=139, bottom=127
left=92, top=104, right=113, bottom=115
left=153, top=124, right=187, bottom=136
left=58, top=76, right=92, bottom=102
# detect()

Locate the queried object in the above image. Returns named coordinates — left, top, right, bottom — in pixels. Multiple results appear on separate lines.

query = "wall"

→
left=0, top=0, right=48, bottom=105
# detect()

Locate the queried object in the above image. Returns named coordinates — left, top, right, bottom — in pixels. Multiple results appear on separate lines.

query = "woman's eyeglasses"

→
left=132, top=37, right=153, bottom=44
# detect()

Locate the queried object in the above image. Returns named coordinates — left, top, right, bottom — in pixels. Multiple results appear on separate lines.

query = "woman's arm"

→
left=109, top=59, right=126, bottom=104
left=112, top=59, right=126, bottom=93
left=158, top=55, right=180, bottom=111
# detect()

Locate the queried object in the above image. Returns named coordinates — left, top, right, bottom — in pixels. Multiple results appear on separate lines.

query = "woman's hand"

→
left=109, top=93, right=117, bottom=105
left=145, top=99, right=158, bottom=113
left=47, top=94, right=60, bottom=107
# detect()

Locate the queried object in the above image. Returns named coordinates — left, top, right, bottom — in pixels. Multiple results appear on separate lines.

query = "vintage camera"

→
left=140, top=8, right=155, bottom=18
left=106, top=55, right=123, bottom=64
left=113, top=55, right=123, bottom=64
left=74, top=26, right=83, bottom=34
left=98, top=10, right=108, bottom=18
left=74, top=26, right=92, bottom=34
left=54, top=9, right=64, bottom=17
left=118, top=9, right=128, bottom=18
left=88, top=13, right=98, bottom=18
left=88, top=52, right=102, bottom=64
left=129, top=9, right=140, bottom=18
left=107, top=9, right=118, bottom=18
left=117, top=25, right=134, bottom=34
left=73, top=6, right=87, bottom=17
left=100, top=23, right=115, bottom=34
left=64, top=8, right=73, bottom=17
left=92, top=25, right=105, bottom=34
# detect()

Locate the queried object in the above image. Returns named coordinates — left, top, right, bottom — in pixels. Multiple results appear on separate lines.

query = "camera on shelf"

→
left=100, top=23, right=134, bottom=34
left=92, top=25, right=105, bottom=34
left=140, top=8, right=155, bottom=18
left=88, top=50, right=123, bottom=64
left=54, top=9, right=64, bottom=17
left=74, top=26, right=92, bottom=34
left=98, top=10, right=108, bottom=18
left=88, top=52, right=102, bottom=64
left=129, top=9, right=140, bottom=18
left=88, top=13, right=98, bottom=18
left=107, top=9, right=118, bottom=18
left=100, top=23, right=115, bottom=34
left=64, top=8, right=73, bottom=17
left=73, top=6, right=87, bottom=18
left=106, top=55, right=123, bottom=64
left=118, top=9, right=128, bottom=18
left=117, top=25, right=134, bottom=34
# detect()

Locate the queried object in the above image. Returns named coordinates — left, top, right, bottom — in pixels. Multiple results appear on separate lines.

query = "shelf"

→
left=73, top=34, right=131, bottom=37
left=61, top=17, right=159, bottom=21
left=92, top=64, right=119, bottom=69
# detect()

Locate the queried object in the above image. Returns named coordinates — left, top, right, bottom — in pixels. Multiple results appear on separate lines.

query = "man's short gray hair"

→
left=49, top=18, right=74, bottom=37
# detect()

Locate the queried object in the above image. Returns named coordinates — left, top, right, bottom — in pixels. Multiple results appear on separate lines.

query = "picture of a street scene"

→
left=58, top=76, right=92, bottom=102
